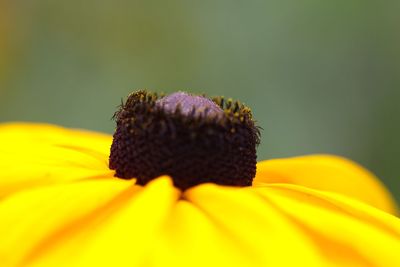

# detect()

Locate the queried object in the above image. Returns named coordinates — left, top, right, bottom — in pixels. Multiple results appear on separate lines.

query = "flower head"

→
left=0, top=90, right=399, bottom=267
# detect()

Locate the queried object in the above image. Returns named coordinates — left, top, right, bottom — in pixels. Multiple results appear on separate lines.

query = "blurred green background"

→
left=1, top=1, right=399, bottom=200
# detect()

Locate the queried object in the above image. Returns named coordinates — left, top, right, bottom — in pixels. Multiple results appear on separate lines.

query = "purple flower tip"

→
left=155, top=92, right=223, bottom=118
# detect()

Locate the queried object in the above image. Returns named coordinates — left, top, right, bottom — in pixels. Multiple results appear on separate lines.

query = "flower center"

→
left=109, top=90, right=260, bottom=190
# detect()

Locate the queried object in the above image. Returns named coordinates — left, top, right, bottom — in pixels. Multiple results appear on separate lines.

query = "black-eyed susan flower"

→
left=0, top=90, right=399, bottom=267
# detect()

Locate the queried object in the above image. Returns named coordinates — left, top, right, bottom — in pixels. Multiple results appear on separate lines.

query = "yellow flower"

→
left=0, top=122, right=399, bottom=267
left=1, top=91, right=400, bottom=267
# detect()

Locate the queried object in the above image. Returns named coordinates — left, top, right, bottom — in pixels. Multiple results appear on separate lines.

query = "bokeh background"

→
left=1, top=1, right=399, bottom=200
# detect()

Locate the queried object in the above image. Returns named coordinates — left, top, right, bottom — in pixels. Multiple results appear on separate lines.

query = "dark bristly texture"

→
left=109, top=90, right=260, bottom=190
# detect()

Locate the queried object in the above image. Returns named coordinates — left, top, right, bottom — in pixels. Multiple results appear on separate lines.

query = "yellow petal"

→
left=0, top=123, right=113, bottom=197
left=0, top=178, right=137, bottom=267
left=252, top=184, right=400, bottom=266
left=254, top=155, right=398, bottom=215
left=24, top=176, right=180, bottom=267
left=150, top=200, right=254, bottom=267
left=184, top=184, right=324, bottom=266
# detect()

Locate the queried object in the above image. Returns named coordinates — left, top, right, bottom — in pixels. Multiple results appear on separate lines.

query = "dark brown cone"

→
left=109, top=90, right=260, bottom=190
